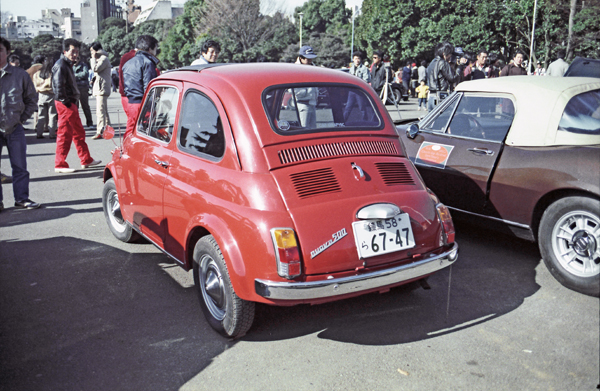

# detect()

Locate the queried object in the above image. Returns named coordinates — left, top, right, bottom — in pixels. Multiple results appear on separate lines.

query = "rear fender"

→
left=184, top=214, right=252, bottom=299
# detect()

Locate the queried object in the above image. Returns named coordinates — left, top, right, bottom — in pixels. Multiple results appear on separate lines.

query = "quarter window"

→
left=178, top=91, right=225, bottom=158
left=558, top=89, right=600, bottom=135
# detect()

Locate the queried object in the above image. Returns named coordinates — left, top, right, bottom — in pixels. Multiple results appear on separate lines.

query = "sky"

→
left=1, top=0, right=363, bottom=22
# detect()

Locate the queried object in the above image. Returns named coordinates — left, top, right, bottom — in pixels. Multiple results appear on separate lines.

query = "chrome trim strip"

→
left=255, top=243, right=458, bottom=300
left=446, top=207, right=530, bottom=229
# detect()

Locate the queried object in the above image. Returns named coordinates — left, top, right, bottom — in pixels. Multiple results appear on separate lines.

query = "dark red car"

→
left=398, top=76, right=600, bottom=297
left=102, top=63, right=458, bottom=338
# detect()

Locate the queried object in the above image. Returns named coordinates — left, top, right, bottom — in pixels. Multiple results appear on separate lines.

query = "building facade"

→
left=80, top=0, right=123, bottom=44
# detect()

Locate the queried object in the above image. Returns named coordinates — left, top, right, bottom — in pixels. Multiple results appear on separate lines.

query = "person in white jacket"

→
left=90, top=42, right=112, bottom=139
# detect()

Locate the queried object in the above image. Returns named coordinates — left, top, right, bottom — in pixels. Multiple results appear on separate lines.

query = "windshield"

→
left=263, top=84, right=383, bottom=134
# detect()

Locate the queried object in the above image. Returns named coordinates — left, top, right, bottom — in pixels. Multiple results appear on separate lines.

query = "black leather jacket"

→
left=426, top=56, right=460, bottom=92
left=52, top=54, right=80, bottom=106
left=370, top=62, right=393, bottom=94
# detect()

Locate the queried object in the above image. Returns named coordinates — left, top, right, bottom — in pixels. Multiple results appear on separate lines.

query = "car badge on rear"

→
left=311, top=228, right=347, bottom=259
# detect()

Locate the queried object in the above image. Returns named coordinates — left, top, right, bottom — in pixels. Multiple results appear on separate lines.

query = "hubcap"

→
left=200, top=255, right=226, bottom=320
left=551, top=210, right=600, bottom=278
left=107, top=190, right=126, bottom=233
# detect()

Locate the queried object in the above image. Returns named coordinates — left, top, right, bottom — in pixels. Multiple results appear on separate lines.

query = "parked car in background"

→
left=397, top=76, right=600, bottom=297
left=564, top=57, right=600, bottom=78
left=102, top=63, right=459, bottom=338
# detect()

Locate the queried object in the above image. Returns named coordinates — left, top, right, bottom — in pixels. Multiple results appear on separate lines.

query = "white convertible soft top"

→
left=455, top=76, right=600, bottom=146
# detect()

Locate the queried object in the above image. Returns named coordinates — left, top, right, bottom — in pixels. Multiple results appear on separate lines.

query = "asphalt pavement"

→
left=0, top=94, right=598, bottom=391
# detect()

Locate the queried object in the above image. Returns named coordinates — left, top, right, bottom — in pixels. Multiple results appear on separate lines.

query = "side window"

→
left=558, top=89, right=600, bottom=135
left=178, top=91, right=225, bottom=158
left=447, top=95, right=515, bottom=141
left=136, top=86, right=179, bottom=143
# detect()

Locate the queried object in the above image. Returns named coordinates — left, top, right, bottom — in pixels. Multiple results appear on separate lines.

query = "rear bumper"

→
left=255, top=243, right=458, bottom=300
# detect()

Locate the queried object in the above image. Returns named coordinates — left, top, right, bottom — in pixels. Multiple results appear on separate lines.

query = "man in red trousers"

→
left=51, top=38, right=101, bottom=173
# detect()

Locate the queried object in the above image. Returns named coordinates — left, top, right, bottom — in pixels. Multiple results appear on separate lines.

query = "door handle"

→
left=154, top=159, right=170, bottom=168
left=467, top=148, right=494, bottom=156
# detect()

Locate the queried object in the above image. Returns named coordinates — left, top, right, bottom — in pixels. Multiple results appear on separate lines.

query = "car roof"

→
left=564, top=57, right=600, bottom=78
left=157, top=63, right=396, bottom=148
left=455, top=76, right=600, bottom=146
left=165, top=63, right=365, bottom=88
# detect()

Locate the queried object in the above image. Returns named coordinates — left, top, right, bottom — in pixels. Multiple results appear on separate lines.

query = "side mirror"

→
left=407, top=123, right=420, bottom=139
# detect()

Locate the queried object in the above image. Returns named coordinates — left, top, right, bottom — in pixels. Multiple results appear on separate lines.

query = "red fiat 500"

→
left=102, top=63, right=458, bottom=338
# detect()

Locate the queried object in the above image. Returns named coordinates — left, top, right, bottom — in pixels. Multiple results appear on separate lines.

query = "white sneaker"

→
left=55, top=167, right=76, bottom=173
left=81, top=159, right=102, bottom=169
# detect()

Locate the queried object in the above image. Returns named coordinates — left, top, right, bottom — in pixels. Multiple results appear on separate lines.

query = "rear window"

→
left=558, top=89, right=600, bottom=135
left=263, top=84, right=383, bottom=135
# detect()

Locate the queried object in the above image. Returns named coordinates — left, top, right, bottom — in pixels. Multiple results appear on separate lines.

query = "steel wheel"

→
left=102, top=178, right=139, bottom=243
left=193, top=235, right=255, bottom=338
left=551, top=210, right=600, bottom=278
left=539, top=196, right=600, bottom=297
left=106, top=188, right=126, bottom=234
left=199, top=254, right=227, bottom=321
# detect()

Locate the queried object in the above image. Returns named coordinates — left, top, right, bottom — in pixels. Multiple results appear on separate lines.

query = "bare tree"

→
left=194, top=0, right=280, bottom=57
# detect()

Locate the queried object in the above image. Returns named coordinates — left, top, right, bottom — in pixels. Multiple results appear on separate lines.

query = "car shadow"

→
left=245, top=220, right=541, bottom=345
left=0, top=236, right=232, bottom=391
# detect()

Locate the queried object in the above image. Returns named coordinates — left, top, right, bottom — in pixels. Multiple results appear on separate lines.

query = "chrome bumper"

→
left=255, top=243, right=458, bottom=300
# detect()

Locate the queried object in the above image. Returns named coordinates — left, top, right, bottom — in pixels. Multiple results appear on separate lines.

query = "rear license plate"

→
left=352, top=214, right=415, bottom=259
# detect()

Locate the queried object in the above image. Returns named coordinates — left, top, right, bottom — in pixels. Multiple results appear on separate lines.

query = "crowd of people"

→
left=0, top=35, right=576, bottom=214
left=342, top=43, right=572, bottom=112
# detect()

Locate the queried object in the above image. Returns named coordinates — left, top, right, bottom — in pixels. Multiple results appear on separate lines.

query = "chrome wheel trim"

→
left=106, top=189, right=126, bottom=233
left=199, top=254, right=226, bottom=321
left=551, top=210, right=600, bottom=278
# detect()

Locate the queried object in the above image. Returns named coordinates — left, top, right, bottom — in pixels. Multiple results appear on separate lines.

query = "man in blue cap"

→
left=294, top=46, right=318, bottom=128
left=296, top=45, right=317, bottom=66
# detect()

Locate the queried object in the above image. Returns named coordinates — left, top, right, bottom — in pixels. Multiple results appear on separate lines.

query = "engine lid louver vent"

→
left=290, top=168, right=341, bottom=199
left=279, top=141, right=398, bottom=165
left=375, top=162, right=415, bottom=186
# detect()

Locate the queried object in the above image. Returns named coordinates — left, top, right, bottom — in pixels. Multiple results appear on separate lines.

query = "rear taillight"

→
left=271, top=228, right=302, bottom=279
left=436, top=203, right=455, bottom=245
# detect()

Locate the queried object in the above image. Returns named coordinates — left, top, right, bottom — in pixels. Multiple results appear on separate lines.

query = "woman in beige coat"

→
left=90, top=42, right=112, bottom=139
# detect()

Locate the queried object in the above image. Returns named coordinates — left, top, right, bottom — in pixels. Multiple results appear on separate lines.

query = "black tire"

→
left=102, top=178, right=140, bottom=243
left=193, top=235, right=255, bottom=338
left=539, top=196, right=600, bottom=297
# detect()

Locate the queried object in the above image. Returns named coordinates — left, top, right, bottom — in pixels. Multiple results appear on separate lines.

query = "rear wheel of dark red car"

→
left=102, top=178, right=140, bottom=243
left=193, top=235, right=255, bottom=338
left=539, top=196, right=600, bottom=297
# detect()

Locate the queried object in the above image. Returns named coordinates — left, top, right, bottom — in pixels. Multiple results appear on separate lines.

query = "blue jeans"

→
left=0, top=124, right=30, bottom=203
left=427, top=95, right=437, bottom=112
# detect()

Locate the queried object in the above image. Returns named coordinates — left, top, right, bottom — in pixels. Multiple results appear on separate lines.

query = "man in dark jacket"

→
left=370, top=51, right=393, bottom=102
left=52, top=38, right=101, bottom=173
left=0, top=37, right=40, bottom=211
left=426, top=42, right=461, bottom=111
left=118, top=48, right=136, bottom=112
left=122, top=35, right=159, bottom=138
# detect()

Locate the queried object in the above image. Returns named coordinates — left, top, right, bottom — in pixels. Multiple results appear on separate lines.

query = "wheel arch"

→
left=531, top=189, right=600, bottom=241
left=184, top=215, right=253, bottom=299
left=103, top=167, right=114, bottom=183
